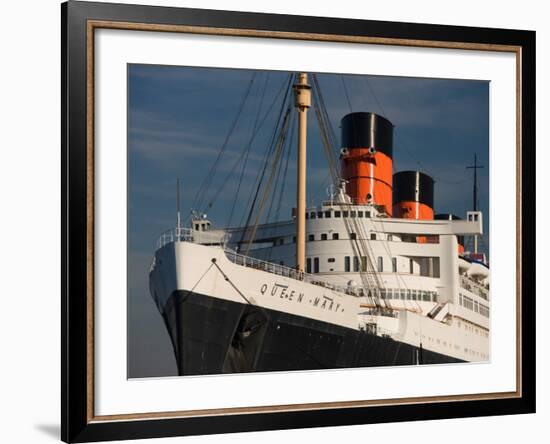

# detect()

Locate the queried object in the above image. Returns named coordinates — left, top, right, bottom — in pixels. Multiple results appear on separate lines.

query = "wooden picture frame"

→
left=62, top=1, right=535, bottom=442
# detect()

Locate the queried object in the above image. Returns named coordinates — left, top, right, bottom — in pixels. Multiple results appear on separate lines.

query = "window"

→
left=314, top=257, right=320, bottom=273
left=292, top=236, right=296, bottom=243
left=325, top=211, right=331, bottom=218
left=412, top=290, right=417, bottom=300
left=306, top=258, right=312, bottom=273
left=317, top=211, right=323, bottom=219
left=377, top=256, right=383, bottom=272
left=370, top=233, right=376, bottom=240
left=332, top=233, right=339, bottom=240
left=392, top=257, right=397, bottom=273
left=343, top=211, right=349, bottom=217
left=350, top=232, right=357, bottom=240
left=353, top=256, right=359, bottom=272
left=400, top=290, right=406, bottom=300
left=409, top=258, right=414, bottom=274
left=358, top=211, right=364, bottom=217
left=387, top=234, right=393, bottom=241
left=310, top=212, right=316, bottom=219
left=308, top=234, right=315, bottom=242
left=328, top=258, right=335, bottom=263
left=278, top=238, right=284, bottom=246
left=334, top=211, right=341, bottom=218
left=479, top=304, right=490, bottom=318
left=345, top=256, right=350, bottom=272
left=321, top=233, right=328, bottom=241
left=380, top=289, right=386, bottom=299
left=407, top=290, right=412, bottom=300
left=361, top=256, right=368, bottom=272
left=365, top=211, right=371, bottom=218
left=387, top=289, right=393, bottom=299
left=305, top=212, right=309, bottom=219
left=350, top=211, right=356, bottom=217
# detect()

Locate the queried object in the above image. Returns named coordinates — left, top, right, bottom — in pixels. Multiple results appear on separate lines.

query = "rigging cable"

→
left=360, top=75, right=448, bottom=332
left=192, top=73, right=257, bottom=212
left=340, top=74, right=354, bottom=113
left=266, top=114, right=296, bottom=263
left=236, top=74, right=294, bottom=246
left=360, top=76, right=467, bottom=185
left=211, top=258, right=339, bottom=369
left=243, top=108, right=292, bottom=256
left=363, top=76, right=387, bottom=118
left=311, top=77, right=388, bottom=308
left=201, top=74, right=290, bottom=217
left=266, top=112, right=295, bottom=226
left=225, top=74, right=271, bottom=227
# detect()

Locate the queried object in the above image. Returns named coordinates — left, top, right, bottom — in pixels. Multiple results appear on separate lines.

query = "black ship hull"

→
left=161, top=290, right=463, bottom=376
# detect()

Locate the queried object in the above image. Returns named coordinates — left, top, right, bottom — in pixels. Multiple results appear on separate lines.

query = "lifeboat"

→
left=467, top=261, right=489, bottom=281
left=458, top=257, right=471, bottom=274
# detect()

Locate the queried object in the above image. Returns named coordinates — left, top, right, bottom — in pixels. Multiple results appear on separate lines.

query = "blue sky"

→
left=127, top=64, right=489, bottom=378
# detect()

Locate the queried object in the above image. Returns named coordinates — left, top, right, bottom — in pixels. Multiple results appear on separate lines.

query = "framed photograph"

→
left=62, top=1, right=535, bottom=442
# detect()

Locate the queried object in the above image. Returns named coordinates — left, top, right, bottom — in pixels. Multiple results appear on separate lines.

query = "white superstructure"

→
left=182, top=186, right=490, bottom=362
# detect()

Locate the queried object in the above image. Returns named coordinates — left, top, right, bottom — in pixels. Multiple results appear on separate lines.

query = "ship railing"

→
left=460, top=275, right=489, bottom=301
left=156, top=227, right=227, bottom=249
left=223, top=249, right=362, bottom=295
left=224, top=249, right=308, bottom=281
left=319, top=198, right=385, bottom=208
left=156, top=227, right=378, bottom=296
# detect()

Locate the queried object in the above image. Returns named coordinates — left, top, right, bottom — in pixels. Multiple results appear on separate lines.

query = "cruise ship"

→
left=148, top=73, right=490, bottom=376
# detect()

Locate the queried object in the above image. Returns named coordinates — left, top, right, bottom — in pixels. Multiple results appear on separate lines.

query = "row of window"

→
left=306, top=255, right=414, bottom=274
left=458, top=318, right=490, bottom=338
left=307, top=232, right=387, bottom=242
left=307, top=210, right=372, bottom=220
left=356, top=288, right=438, bottom=302
left=275, top=232, right=389, bottom=245
left=380, top=288, right=438, bottom=302
left=459, top=293, right=490, bottom=318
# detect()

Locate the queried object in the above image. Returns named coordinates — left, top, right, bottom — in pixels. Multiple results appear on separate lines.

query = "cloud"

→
left=316, top=74, right=488, bottom=132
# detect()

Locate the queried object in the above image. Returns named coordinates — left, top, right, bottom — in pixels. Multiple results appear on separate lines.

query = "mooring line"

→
left=176, top=262, right=214, bottom=308
left=211, top=258, right=343, bottom=369
left=210, top=258, right=272, bottom=320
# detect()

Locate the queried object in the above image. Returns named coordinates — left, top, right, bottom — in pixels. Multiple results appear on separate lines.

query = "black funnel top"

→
left=393, top=171, right=434, bottom=208
left=341, top=112, right=393, bottom=157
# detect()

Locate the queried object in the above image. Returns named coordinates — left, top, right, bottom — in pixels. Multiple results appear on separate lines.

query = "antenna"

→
left=466, top=154, right=484, bottom=253
left=466, top=153, right=484, bottom=211
left=176, top=178, right=181, bottom=230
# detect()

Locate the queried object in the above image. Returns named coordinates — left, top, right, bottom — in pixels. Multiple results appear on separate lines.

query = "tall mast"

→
left=466, top=153, right=484, bottom=211
left=293, top=73, right=311, bottom=272
left=466, top=154, right=484, bottom=254
left=176, top=178, right=181, bottom=230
